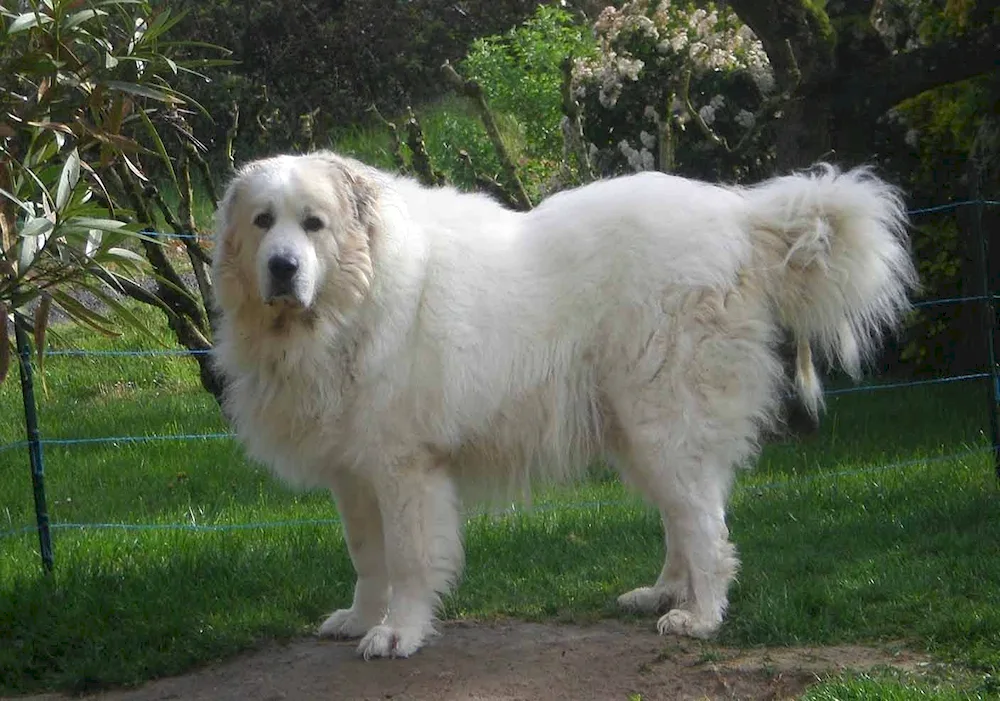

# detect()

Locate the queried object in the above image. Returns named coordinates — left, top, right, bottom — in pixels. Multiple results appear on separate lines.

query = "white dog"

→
left=211, top=151, right=916, bottom=659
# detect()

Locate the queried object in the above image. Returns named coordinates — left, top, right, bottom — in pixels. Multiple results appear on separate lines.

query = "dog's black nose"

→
left=268, top=254, right=299, bottom=283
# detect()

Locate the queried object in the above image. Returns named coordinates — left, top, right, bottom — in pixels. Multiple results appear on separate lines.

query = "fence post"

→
left=975, top=199, right=1000, bottom=482
left=14, top=313, right=53, bottom=572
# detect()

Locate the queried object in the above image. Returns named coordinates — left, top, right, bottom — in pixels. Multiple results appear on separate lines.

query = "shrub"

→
left=170, top=0, right=553, bottom=162
left=462, top=5, right=598, bottom=160
left=0, top=0, right=222, bottom=384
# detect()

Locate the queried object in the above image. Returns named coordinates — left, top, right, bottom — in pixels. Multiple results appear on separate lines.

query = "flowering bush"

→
left=572, top=1, right=777, bottom=182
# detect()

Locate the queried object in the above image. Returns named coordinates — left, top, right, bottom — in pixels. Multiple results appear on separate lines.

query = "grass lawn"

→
left=1, top=310, right=999, bottom=698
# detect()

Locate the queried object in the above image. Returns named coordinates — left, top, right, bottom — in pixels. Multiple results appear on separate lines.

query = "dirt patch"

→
left=11, top=620, right=931, bottom=701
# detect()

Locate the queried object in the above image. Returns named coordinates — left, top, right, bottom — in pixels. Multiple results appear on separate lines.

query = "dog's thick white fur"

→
left=211, top=151, right=916, bottom=659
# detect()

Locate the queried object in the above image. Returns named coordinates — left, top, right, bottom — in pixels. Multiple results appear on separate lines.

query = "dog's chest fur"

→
left=216, top=320, right=362, bottom=484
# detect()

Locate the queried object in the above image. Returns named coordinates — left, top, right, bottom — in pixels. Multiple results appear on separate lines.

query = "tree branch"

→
left=680, top=45, right=799, bottom=157
left=829, top=22, right=1000, bottom=122
left=559, top=57, right=594, bottom=183
left=367, top=104, right=409, bottom=173
left=441, top=60, right=533, bottom=211
left=457, top=150, right=523, bottom=209
left=403, top=108, right=446, bottom=187
left=225, top=101, right=239, bottom=175
left=727, top=0, right=835, bottom=89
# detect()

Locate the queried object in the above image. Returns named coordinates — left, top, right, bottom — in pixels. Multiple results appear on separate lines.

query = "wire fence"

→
left=2, top=198, right=999, bottom=569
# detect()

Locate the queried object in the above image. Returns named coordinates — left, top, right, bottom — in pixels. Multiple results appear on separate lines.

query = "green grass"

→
left=803, top=670, right=1000, bottom=700
left=327, top=95, right=543, bottom=197
left=2, top=309, right=1000, bottom=696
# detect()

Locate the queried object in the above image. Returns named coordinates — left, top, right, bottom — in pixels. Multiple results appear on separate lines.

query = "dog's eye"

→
left=302, top=215, right=324, bottom=232
left=253, top=211, right=274, bottom=229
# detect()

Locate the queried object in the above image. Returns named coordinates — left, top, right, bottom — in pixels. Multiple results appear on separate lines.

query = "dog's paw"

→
left=617, top=586, right=676, bottom=614
left=656, top=608, right=719, bottom=639
left=318, top=608, right=377, bottom=639
left=357, top=624, right=426, bottom=659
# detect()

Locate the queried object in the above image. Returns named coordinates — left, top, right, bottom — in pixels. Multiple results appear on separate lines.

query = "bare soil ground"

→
left=11, top=620, right=933, bottom=701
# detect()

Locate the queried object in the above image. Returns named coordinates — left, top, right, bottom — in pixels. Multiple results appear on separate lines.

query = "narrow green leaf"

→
left=149, top=269, right=201, bottom=306
left=105, top=80, right=182, bottom=104
left=50, top=291, right=120, bottom=337
left=61, top=216, right=129, bottom=233
left=19, top=216, right=55, bottom=238
left=105, top=246, right=147, bottom=265
left=55, top=148, right=82, bottom=210
left=33, top=293, right=51, bottom=391
left=84, top=229, right=103, bottom=258
left=0, top=302, right=9, bottom=386
left=17, top=235, right=38, bottom=276
left=78, top=162, right=116, bottom=218
left=84, top=284, right=158, bottom=340
left=62, top=8, right=106, bottom=30
left=120, top=152, right=148, bottom=182
left=88, top=0, right=144, bottom=7
left=8, top=11, right=53, bottom=33
left=15, top=163, right=55, bottom=213
left=24, top=120, right=74, bottom=135
left=0, top=186, right=33, bottom=215
left=139, top=7, right=188, bottom=43
left=138, top=108, right=176, bottom=185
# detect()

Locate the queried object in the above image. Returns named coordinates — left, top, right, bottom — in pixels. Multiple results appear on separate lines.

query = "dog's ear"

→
left=344, top=167, right=380, bottom=232
left=214, top=160, right=269, bottom=266
left=214, top=177, right=246, bottom=268
left=318, top=152, right=381, bottom=235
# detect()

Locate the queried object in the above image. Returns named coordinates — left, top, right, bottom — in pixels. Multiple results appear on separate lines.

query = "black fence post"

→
left=14, top=313, right=53, bottom=572
left=975, top=199, right=1000, bottom=482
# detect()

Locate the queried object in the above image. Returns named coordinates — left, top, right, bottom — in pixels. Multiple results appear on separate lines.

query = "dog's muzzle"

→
left=266, top=253, right=300, bottom=302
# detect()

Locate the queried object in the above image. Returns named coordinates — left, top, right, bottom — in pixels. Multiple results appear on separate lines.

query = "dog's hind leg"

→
left=611, top=290, right=781, bottom=637
left=356, top=452, right=464, bottom=659
left=616, top=506, right=688, bottom=615
left=319, top=469, right=390, bottom=639
left=616, top=428, right=739, bottom=639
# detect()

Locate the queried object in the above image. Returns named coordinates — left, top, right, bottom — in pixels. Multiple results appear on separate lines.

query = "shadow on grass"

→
left=725, top=459, right=1000, bottom=671
left=3, top=459, right=1000, bottom=695
left=0, top=529, right=354, bottom=695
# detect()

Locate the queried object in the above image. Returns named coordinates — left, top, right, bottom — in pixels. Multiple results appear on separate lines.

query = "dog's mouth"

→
left=270, top=303, right=318, bottom=334
left=262, top=274, right=315, bottom=309
left=266, top=296, right=318, bottom=332
left=264, top=291, right=307, bottom=308
left=260, top=249, right=318, bottom=310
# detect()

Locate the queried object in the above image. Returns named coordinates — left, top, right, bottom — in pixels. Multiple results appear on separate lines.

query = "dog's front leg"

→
left=318, top=469, right=389, bottom=640
left=357, top=453, right=463, bottom=659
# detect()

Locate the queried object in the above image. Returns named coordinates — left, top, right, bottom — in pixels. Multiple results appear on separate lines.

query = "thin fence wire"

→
left=144, top=198, right=1000, bottom=242
left=45, top=349, right=211, bottom=357
left=0, top=369, right=988, bottom=452
left=0, top=445, right=990, bottom=541
left=1, top=198, right=997, bottom=545
left=906, top=199, right=1000, bottom=215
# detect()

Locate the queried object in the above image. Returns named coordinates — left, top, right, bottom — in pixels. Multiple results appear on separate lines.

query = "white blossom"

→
left=618, top=139, right=654, bottom=172
left=735, top=109, right=755, bottom=129
left=640, top=148, right=655, bottom=170
left=698, top=104, right=716, bottom=125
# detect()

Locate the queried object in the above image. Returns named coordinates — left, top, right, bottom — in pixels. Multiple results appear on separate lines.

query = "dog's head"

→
left=212, top=151, right=380, bottom=332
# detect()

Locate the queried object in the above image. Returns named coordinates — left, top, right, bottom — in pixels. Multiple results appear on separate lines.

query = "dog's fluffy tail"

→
left=743, top=164, right=918, bottom=416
